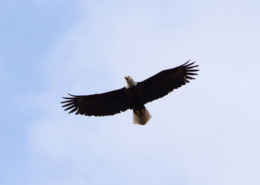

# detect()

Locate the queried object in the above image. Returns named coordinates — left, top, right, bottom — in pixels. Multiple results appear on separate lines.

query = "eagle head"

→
left=124, top=76, right=137, bottom=88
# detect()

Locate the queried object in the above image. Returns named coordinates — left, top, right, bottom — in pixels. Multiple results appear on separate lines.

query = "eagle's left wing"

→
left=61, top=87, right=129, bottom=116
left=138, top=61, right=199, bottom=104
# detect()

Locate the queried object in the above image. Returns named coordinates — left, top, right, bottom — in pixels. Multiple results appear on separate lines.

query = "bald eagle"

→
left=61, top=61, right=198, bottom=125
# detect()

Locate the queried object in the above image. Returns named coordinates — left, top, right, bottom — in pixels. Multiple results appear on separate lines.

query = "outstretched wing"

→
left=61, top=87, right=129, bottom=116
left=138, top=60, right=199, bottom=104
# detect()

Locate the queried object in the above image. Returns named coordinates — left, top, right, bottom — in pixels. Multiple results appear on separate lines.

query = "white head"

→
left=124, top=76, right=137, bottom=88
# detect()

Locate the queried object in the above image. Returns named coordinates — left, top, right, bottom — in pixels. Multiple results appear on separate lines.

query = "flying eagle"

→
left=61, top=61, right=199, bottom=125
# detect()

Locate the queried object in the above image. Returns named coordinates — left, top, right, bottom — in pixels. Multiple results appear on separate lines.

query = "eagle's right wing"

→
left=138, top=61, right=199, bottom=104
left=61, top=87, right=129, bottom=116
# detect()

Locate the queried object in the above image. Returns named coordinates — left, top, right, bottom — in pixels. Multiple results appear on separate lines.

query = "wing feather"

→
left=138, top=60, right=199, bottom=104
left=61, top=87, right=129, bottom=116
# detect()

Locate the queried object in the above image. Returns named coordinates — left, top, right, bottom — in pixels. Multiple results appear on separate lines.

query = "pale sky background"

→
left=1, top=0, right=260, bottom=185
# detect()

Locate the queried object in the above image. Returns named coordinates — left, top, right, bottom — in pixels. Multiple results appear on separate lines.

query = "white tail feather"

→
left=133, top=107, right=151, bottom=125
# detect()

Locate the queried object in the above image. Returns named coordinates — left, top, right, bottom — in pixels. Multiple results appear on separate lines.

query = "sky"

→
left=1, top=0, right=260, bottom=185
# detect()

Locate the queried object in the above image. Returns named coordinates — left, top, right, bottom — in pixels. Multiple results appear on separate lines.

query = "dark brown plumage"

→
left=139, top=61, right=198, bottom=104
left=61, top=61, right=199, bottom=124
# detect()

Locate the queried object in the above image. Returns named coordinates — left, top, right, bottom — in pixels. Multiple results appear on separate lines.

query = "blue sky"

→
left=1, top=0, right=260, bottom=185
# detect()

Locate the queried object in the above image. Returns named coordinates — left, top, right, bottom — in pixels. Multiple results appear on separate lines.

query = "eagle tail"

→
left=133, top=106, right=151, bottom=125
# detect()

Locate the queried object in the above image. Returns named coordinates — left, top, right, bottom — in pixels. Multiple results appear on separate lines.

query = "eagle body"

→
left=124, top=77, right=151, bottom=125
left=125, top=84, right=144, bottom=109
left=61, top=61, right=199, bottom=125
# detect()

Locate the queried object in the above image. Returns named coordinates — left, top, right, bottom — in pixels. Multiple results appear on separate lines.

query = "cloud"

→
left=25, top=0, right=260, bottom=185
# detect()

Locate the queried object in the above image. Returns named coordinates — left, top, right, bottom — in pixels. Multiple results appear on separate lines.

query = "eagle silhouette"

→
left=61, top=60, right=199, bottom=125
